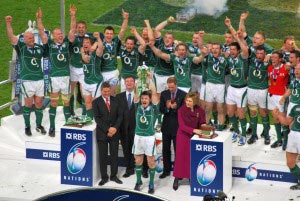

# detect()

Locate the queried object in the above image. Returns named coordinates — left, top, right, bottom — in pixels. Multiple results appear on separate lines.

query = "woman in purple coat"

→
left=172, top=92, right=206, bottom=190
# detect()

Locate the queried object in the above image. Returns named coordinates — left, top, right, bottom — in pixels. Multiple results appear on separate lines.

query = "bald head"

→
left=23, top=31, right=34, bottom=47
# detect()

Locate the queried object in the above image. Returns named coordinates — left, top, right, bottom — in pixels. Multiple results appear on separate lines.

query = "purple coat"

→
left=173, top=104, right=206, bottom=179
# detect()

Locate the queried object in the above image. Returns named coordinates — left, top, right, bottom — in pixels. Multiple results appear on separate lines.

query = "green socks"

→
left=35, top=108, right=43, bottom=127
left=240, top=118, right=247, bottom=137
left=229, top=116, right=239, bottom=133
left=49, top=105, right=57, bottom=129
left=23, top=106, right=31, bottom=128
left=250, top=116, right=258, bottom=136
left=290, top=165, right=300, bottom=181
left=274, top=123, right=282, bottom=142
left=262, top=116, right=270, bottom=138
left=86, top=109, right=93, bottom=119
left=63, top=105, right=71, bottom=122
left=70, top=94, right=75, bottom=116
left=135, top=165, right=143, bottom=184
left=149, top=168, right=156, bottom=185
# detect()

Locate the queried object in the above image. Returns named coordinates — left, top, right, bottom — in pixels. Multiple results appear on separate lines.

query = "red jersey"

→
left=268, top=64, right=289, bottom=95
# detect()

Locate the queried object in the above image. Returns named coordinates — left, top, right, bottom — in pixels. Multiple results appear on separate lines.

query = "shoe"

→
left=159, top=172, right=170, bottom=179
left=142, top=171, right=148, bottom=178
left=25, top=127, right=32, bottom=136
left=98, top=178, right=108, bottom=186
left=232, top=132, right=239, bottom=142
left=49, top=128, right=55, bottom=137
left=148, top=183, right=155, bottom=194
left=134, top=182, right=143, bottom=191
left=155, top=124, right=161, bottom=132
left=246, top=127, right=252, bottom=135
left=216, top=124, right=224, bottom=131
left=271, top=140, right=282, bottom=148
left=282, top=141, right=287, bottom=151
left=290, top=183, right=300, bottom=190
left=264, top=137, right=271, bottom=145
left=123, top=171, right=134, bottom=178
left=173, top=178, right=179, bottom=191
left=247, top=135, right=258, bottom=144
left=110, top=176, right=123, bottom=184
left=36, top=125, right=46, bottom=134
left=238, top=136, right=246, bottom=146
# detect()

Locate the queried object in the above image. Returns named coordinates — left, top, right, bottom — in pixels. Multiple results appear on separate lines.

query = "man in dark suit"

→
left=116, top=76, right=136, bottom=178
left=159, top=77, right=186, bottom=179
left=92, top=82, right=123, bottom=185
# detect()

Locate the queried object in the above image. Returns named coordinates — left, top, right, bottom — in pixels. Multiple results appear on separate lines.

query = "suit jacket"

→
left=116, top=91, right=136, bottom=138
left=160, top=88, right=187, bottom=135
left=92, top=95, right=123, bottom=141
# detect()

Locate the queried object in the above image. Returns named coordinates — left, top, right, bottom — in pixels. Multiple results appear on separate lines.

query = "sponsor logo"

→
left=197, top=154, right=217, bottom=186
left=67, top=142, right=87, bottom=174
left=195, top=144, right=217, bottom=152
left=245, top=163, right=258, bottom=181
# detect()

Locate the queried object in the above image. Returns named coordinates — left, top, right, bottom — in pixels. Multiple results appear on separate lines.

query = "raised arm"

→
left=144, top=19, right=154, bottom=42
left=149, top=74, right=159, bottom=104
left=36, top=8, right=48, bottom=44
left=118, top=8, right=129, bottom=41
left=131, top=27, right=146, bottom=54
left=193, top=45, right=208, bottom=64
left=154, top=16, right=175, bottom=38
left=148, top=40, right=170, bottom=61
left=239, top=12, right=249, bottom=38
left=68, top=4, right=77, bottom=43
left=235, top=30, right=249, bottom=59
left=5, top=16, right=18, bottom=45
left=224, top=16, right=237, bottom=36
left=94, top=32, right=104, bottom=57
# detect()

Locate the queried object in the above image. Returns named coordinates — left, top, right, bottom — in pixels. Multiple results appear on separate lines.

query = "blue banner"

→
left=26, top=149, right=60, bottom=161
left=43, top=57, right=50, bottom=94
left=61, top=128, right=93, bottom=186
left=190, top=140, right=223, bottom=196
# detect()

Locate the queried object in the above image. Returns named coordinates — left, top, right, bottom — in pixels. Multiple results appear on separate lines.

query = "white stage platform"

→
left=0, top=107, right=300, bottom=201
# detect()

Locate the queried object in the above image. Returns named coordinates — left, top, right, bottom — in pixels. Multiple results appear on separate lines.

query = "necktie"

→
left=171, top=92, right=175, bottom=103
left=127, top=93, right=132, bottom=109
left=105, top=97, right=110, bottom=111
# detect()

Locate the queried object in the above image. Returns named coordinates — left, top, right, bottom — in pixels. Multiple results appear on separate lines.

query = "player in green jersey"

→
left=37, top=6, right=76, bottom=137
left=101, top=9, right=129, bottom=96
left=281, top=36, right=298, bottom=62
left=150, top=42, right=206, bottom=93
left=6, top=15, right=48, bottom=136
left=119, top=28, right=146, bottom=91
left=132, top=74, right=159, bottom=194
left=80, top=32, right=104, bottom=119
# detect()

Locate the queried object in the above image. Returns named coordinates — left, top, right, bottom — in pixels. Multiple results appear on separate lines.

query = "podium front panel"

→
left=60, top=128, right=93, bottom=186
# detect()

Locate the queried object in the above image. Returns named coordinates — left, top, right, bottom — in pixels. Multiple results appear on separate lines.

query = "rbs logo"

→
left=66, top=132, right=86, bottom=141
left=195, top=144, right=217, bottom=152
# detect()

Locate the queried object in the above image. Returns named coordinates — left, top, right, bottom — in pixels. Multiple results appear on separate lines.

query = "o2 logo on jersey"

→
left=155, top=155, right=164, bottom=173
left=67, top=142, right=87, bottom=174
left=245, top=163, right=258, bottom=181
left=197, top=154, right=217, bottom=186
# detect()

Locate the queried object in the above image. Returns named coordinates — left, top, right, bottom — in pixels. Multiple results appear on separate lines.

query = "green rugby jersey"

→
left=119, top=46, right=141, bottom=79
left=227, top=55, right=248, bottom=87
left=46, top=37, right=70, bottom=77
left=205, top=53, right=228, bottom=84
left=288, top=79, right=300, bottom=104
left=288, top=104, right=300, bottom=132
left=101, top=36, right=121, bottom=72
left=170, top=53, right=193, bottom=88
left=248, top=58, right=270, bottom=89
left=245, top=37, right=274, bottom=58
left=135, top=103, right=159, bottom=136
left=187, top=42, right=202, bottom=75
left=14, top=39, right=46, bottom=81
left=69, top=33, right=94, bottom=68
left=82, top=52, right=103, bottom=84
left=154, top=37, right=175, bottom=76
left=136, top=42, right=157, bottom=67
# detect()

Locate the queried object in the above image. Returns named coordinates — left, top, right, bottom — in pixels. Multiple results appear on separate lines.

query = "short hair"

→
left=256, top=45, right=266, bottom=52
left=125, top=75, right=135, bottom=81
left=165, top=31, right=174, bottom=38
left=141, top=90, right=152, bottom=99
left=229, top=42, right=240, bottom=51
left=272, top=50, right=283, bottom=58
left=104, top=26, right=115, bottom=33
left=175, top=42, right=188, bottom=51
left=83, top=37, right=93, bottom=45
left=125, top=35, right=136, bottom=44
left=225, top=30, right=232, bottom=35
left=167, top=77, right=177, bottom=85
left=101, top=82, right=111, bottom=90
left=77, top=20, right=87, bottom=27
left=185, top=92, right=200, bottom=106
left=284, top=35, right=295, bottom=43
left=255, top=31, right=266, bottom=40
left=290, top=50, right=300, bottom=58
left=212, top=42, right=221, bottom=49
